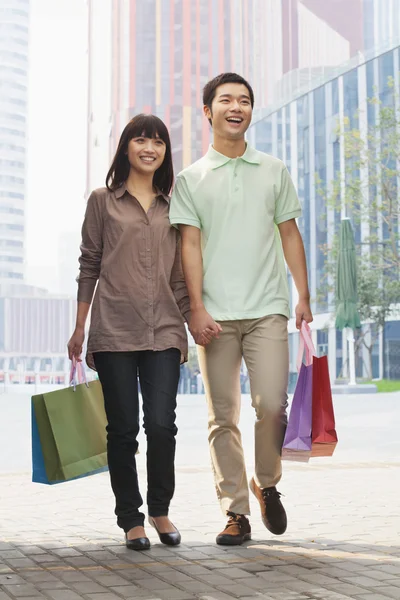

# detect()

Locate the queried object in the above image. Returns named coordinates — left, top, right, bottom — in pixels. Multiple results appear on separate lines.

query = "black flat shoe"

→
left=149, top=516, right=181, bottom=546
left=125, top=534, right=150, bottom=551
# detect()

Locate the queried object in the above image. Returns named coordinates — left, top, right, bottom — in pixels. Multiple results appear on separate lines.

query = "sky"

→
left=26, top=0, right=87, bottom=293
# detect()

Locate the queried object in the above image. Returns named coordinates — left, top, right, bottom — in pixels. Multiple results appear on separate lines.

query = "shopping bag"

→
left=32, top=359, right=108, bottom=484
left=311, top=345, right=338, bottom=457
left=31, top=401, right=53, bottom=484
left=282, top=321, right=316, bottom=462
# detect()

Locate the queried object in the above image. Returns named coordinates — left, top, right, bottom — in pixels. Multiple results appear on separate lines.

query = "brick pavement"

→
left=1, top=459, right=399, bottom=600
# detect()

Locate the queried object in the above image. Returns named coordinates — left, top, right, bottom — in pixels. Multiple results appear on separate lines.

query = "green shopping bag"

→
left=32, top=361, right=108, bottom=483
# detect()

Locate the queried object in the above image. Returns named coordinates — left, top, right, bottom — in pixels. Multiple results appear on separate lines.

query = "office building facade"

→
left=249, top=43, right=400, bottom=382
left=0, top=0, right=29, bottom=288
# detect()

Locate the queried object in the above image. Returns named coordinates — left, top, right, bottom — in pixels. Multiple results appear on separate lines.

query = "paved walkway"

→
left=1, top=457, right=399, bottom=600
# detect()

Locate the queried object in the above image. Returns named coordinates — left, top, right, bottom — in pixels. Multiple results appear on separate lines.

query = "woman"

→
left=67, top=115, right=190, bottom=551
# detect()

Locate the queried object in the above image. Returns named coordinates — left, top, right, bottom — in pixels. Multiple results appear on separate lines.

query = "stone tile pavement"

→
left=1, top=460, right=399, bottom=600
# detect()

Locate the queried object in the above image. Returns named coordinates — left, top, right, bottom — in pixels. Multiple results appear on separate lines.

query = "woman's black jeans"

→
left=94, top=349, right=181, bottom=532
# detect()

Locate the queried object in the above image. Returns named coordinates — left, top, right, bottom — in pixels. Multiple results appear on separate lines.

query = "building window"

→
left=332, top=78, right=339, bottom=116
left=0, top=255, right=23, bottom=263
left=0, top=224, right=24, bottom=232
left=0, top=206, right=24, bottom=215
left=0, top=240, right=23, bottom=248
left=0, top=50, right=28, bottom=63
left=0, top=176, right=24, bottom=184
left=366, top=59, right=375, bottom=127
left=343, top=69, right=359, bottom=129
left=0, top=191, right=24, bottom=200
left=0, top=113, right=26, bottom=124
left=0, top=159, right=25, bottom=168
left=0, top=65, right=27, bottom=77
left=0, top=143, right=25, bottom=153
left=0, top=271, right=23, bottom=279
left=0, top=128, right=25, bottom=138
left=314, top=86, right=326, bottom=170
left=379, top=51, right=394, bottom=106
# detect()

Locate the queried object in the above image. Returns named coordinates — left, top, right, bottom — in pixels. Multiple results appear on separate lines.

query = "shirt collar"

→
left=206, top=143, right=261, bottom=170
left=114, top=182, right=170, bottom=203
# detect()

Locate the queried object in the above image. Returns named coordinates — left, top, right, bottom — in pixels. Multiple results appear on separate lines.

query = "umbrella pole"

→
left=347, top=328, right=357, bottom=386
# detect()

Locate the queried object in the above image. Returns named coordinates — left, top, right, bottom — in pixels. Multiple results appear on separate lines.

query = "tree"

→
left=356, top=266, right=398, bottom=378
left=319, top=78, right=400, bottom=378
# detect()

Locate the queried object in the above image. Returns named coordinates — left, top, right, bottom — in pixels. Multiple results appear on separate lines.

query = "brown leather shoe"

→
left=250, top=477, right=287, bottom=535
left=216, top=512, right=251, bottom=546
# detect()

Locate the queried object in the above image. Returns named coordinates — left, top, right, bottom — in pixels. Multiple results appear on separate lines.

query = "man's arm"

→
left=278, top=218, right=313, bottom=329
left=179, top=224, right=222, bottom=345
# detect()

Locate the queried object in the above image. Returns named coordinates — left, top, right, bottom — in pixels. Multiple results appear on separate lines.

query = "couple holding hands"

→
left=68, top=72, right=313, bottom=551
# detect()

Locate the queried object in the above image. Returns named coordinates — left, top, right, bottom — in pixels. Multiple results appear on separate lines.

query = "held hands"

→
left=67, top=327, right=85, bottom=361
left=295, top=297, right=313, bottom=330
left=189, top=307, right=222, bottom=346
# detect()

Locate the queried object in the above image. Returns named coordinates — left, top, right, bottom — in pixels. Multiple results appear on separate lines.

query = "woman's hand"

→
left=67, top=327, right=85, bottom=361
left=189, top=307, right=222, bottom=346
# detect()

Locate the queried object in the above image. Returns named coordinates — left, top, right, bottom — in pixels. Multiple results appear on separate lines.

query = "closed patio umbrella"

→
left=335, top=218, right=361, bottom=385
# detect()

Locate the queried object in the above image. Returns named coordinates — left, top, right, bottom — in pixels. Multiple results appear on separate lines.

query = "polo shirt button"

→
left=235, top=186, right=239, bottom=191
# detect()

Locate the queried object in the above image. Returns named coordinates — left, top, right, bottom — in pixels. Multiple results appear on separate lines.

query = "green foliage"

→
left=365, top=379, right=400, bottom=393
left=318, top=79, right=400, bottom=377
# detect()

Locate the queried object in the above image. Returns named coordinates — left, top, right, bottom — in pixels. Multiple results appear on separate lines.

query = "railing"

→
left=250, top=38, right=400, bottom=127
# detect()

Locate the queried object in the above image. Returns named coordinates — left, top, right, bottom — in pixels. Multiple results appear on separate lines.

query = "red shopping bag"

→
left=305, top=322, right=338, bottom=457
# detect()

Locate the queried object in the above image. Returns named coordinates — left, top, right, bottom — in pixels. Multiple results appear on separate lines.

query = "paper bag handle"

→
left=296, top=320, right=317, bottom=372
left=69, top=356, right=88, bottom=391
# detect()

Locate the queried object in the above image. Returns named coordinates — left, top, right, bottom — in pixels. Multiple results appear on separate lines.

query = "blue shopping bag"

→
left=31, top=402, right=51, bottom=484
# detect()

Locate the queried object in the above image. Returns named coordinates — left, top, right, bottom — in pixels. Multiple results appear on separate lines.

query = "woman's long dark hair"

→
left=106, top=114, right=174, bottom=196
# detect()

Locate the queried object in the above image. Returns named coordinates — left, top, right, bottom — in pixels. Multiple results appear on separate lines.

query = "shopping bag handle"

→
left=69, top=357, right=89, bottom=391
left=296, top=320, right=317, bottom=372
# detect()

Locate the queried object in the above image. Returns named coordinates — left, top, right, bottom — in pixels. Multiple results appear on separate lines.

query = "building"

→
left=0, top=0, right=29, bottom=288
left=277, top=0, right=362, bottom=105
left=87, top=0, right=359, bottom=190
left=58, top=231, right=82, bottom=298
left=363, top=0, right=400, bottom=53
left=249, top=42, right=400, bottom=383
left=0, top=294, right=77, bottom=385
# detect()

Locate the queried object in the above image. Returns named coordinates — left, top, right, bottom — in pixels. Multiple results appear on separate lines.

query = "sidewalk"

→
left=1, top=459, right=399, bottom=600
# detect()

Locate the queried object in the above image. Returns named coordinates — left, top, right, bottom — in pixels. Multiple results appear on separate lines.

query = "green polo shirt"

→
left=169, top=144, right=301, bottom=321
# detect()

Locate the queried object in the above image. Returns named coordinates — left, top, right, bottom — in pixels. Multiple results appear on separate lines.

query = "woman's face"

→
left=127, top=134, right=166, bottom=176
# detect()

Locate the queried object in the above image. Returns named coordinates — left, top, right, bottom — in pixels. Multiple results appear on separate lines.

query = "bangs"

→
left=126, top=114, right=169, bottom=145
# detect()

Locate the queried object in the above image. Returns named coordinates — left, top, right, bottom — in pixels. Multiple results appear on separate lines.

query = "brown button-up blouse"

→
left=77, top=183, right=190, bottom=370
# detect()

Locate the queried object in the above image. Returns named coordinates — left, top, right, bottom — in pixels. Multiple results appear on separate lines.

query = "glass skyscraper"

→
left=0, top=0, right=29, bottom=289
left=249, top=43, right=400, bottom=382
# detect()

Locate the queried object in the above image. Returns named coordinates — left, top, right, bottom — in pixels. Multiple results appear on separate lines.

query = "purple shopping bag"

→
left=282, top=322, right=316, bottom=463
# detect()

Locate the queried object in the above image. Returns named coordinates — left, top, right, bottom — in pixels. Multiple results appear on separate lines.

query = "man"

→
left=170, top=73, right=313, bottom=545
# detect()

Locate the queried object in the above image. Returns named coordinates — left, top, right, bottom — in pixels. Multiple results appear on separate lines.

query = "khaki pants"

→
left=197, top=314, right=289, bottom=515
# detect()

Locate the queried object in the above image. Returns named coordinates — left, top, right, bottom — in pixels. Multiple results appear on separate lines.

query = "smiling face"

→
left=126, top=134, right=166, bottom=176
left=204, top=82, right=253, bottom=140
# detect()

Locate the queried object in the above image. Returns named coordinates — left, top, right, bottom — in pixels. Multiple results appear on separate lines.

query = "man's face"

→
left=204, top=82, right=253, bottom=140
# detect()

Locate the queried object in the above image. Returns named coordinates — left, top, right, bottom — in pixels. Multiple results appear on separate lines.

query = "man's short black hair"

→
left=203, top=73, right=255, bottom=125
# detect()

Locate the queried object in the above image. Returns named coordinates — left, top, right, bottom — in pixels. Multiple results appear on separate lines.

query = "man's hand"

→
left=295, top=298, right=313, bottom=329
left=189, top=307, right=222, bottom=346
